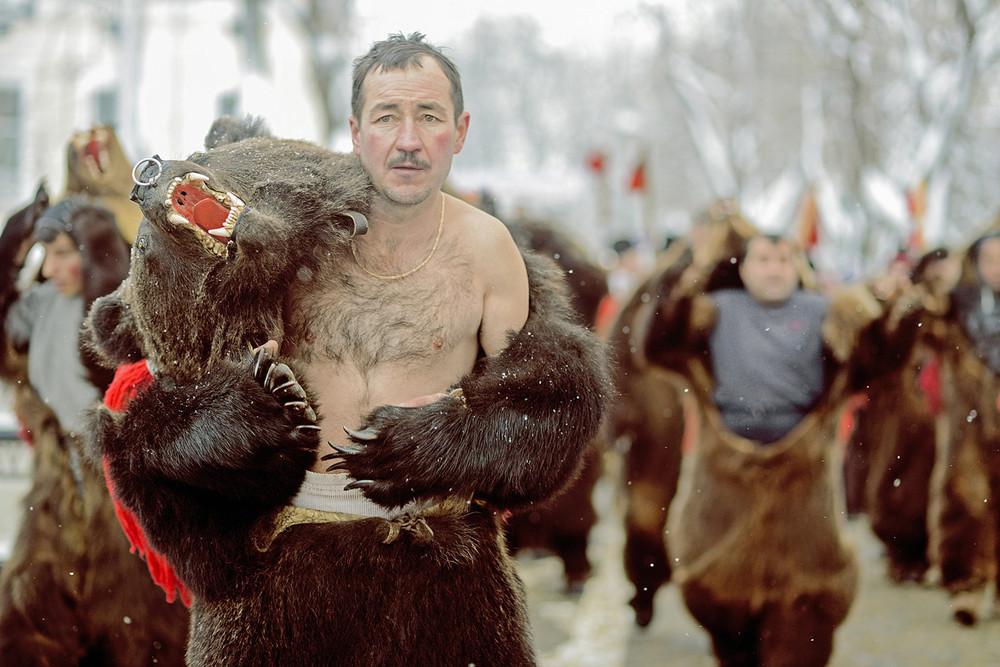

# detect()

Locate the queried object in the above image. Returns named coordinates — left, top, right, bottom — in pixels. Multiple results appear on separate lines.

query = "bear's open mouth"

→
left=162, top=173, right=245, bottom=256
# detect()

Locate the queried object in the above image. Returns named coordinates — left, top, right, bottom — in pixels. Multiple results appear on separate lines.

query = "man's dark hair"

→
left=910, top=247, right=949, bottom=283
left=34, top=197, right=86, bottom=244
left=970, top=231, right=1000, bottom=262
left=738, top=233, right=788, bottom=263
left=351, top=32, right=464, bottom=122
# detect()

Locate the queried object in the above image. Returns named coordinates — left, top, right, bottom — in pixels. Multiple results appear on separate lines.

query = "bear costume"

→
left=608, top=213, right=750, bottom=628
left=83, top=119, right=611, bottom=665
left=0, top=188, right=188, bottom=665
left=633, top=238, right=924, bottom=666
left=922, top=234, right=1000, bottom=625
left=503, top=219, right=608, bottom=591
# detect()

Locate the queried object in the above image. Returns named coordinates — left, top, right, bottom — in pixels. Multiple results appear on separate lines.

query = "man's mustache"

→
left=388, top=153, right=430, bottom=170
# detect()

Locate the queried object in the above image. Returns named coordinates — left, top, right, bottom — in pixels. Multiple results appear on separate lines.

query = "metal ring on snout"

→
left=131, top=157, right=164, bottom=187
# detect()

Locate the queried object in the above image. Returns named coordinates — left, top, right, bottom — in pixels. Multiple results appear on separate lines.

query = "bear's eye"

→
left=135, top=235, right=149, bottom=253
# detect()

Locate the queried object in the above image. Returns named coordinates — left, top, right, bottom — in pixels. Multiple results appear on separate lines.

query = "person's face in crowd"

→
left=739, top=237, right=799, bottom=305
left=921, top=256, right=961, bottom=296
left=976, top=237, right=1000, bottom=292
left=350, top=56, right=470, bottom=207
left=41, top=231, right=83, bottom=297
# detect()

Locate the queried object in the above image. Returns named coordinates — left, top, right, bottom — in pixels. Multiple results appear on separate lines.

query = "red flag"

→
left=586, top=151, right=606, bottom=174
left=796, top=189, right=820, bottom=251
left=629, top=161, right=646, bottom=192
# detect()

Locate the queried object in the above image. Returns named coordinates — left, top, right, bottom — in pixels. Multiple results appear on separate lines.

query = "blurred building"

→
left=0, top=0, right=329, bottom=216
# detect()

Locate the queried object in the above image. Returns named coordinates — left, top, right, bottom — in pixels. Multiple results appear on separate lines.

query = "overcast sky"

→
left=352, top=0, right=682, bottom=53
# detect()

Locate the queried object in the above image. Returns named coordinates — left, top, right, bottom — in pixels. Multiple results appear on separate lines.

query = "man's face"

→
left=41, top=232, right=83, bottom=297
left=739, top=237, right=799, bottom=305
left=349, top=57, right=470, bottom=207
left=922, top=255, right=961, bottom=296
left=976, top=237, right=1000, bottom=292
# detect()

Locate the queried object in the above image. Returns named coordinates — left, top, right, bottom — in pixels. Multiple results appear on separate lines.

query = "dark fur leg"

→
left=620, top=383, right=684, bottom=627
left=757, top=596, right=838, bottom=667
left=505, top=444, right=601, bottom=592
left=0, top=565, right=86, bottom=665
left=682, top=582, right=758, bottom=667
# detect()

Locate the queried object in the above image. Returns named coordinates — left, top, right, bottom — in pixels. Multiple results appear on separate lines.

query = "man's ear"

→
left=453, top=111, right=470, bottom=154
left=349, top=115, right=361, bottom=155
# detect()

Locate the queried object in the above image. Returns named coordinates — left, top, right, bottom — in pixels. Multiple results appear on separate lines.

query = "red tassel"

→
left=917, top=355, right=942, bottom=416
left=101, top=360, right=193, bottom=608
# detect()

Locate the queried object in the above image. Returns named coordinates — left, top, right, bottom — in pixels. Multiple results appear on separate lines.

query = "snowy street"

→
left=520, top=452, right=1000, bottom=667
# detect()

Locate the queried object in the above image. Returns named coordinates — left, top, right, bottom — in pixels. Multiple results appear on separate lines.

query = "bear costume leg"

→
left=505, top=443, right=601, bottom=592
left=0, top=398, right=187, bottom=666
left=756, top=595, right=839, bottom=667
left=865, top=387, right=935, bottom=583
left=620, top=376, right=685, bottom=627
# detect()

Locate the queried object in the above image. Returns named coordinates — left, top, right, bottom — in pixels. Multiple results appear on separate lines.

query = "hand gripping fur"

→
left=331, top=252, right=614, bottom=510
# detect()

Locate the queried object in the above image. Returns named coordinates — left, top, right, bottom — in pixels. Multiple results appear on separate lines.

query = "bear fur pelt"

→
left=637, top=254, right=925, bottom=666
left=503, top=219, right=609, bottom=591
left=607, top=216, right=752, bottom=628
left=83, top=117, right=611, bottom=665
left=855, top=338, right=937, bottom=584
left=923, top=302, right=999, bottom=626
left=0, top=192, right=188, bottom=665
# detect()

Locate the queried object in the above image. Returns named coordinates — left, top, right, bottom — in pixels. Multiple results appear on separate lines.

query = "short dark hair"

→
left=739, top=233, right=788, bottom=263
left=910, top=247, right=949, bottom=283
left=351, top=32, right=464, bottom=122
left=970, top=231, right=1000, bottom=262
left=34, top=197, right=86, bottom=244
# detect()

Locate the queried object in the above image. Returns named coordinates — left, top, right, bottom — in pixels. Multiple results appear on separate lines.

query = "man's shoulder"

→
left=450, top=197, right=524, bottom=271
left=708, top=288, right=747, bottom=308
left=791, top=289, right=830, bottom=313
left=451, top=197, right=515, bottom=247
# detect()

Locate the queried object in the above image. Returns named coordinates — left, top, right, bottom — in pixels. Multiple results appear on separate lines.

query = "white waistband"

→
left=291, top=471, right=394, bottom=519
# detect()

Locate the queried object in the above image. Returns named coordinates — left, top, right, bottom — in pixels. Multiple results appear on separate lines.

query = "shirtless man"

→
left=286, top=33, right=530, bottom=515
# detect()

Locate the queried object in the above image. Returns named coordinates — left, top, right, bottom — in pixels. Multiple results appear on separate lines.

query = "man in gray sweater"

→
left=708, top=235, right=828, bottom=443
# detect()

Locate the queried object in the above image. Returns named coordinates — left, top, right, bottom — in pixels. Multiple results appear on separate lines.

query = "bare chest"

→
left=289, top=251, right=483, bottom=372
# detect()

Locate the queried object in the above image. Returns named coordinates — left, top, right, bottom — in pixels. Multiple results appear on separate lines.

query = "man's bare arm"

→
left=478, top=219, right=530, bottom=357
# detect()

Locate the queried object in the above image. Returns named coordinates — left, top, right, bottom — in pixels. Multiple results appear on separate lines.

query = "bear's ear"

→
left=204, top=115, right=272, bottom=150
left=82, top=286, right=146, bottom=369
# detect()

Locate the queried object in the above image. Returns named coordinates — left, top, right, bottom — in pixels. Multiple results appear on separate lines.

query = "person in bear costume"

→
left=82, top=106, right=611, bottom=666
left=632, top=226, right=925, bottom=667
left=502, top=218, right=608, bottom=592
left=0, top=189, right=188, bottom=665
left=608, top=199, right=752, bottom=627
left=854, top=248, right=960, bottom=584
left=922, top=229, right=1000, bottom=626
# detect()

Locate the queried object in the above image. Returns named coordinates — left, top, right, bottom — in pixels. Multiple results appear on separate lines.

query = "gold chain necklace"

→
left=351, top=194, right=445, bottom=281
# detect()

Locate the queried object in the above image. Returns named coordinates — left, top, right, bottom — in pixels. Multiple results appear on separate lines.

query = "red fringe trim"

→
left=917, top=354, right=942, bottom=416
left=102, top=359, right=193, bottom=608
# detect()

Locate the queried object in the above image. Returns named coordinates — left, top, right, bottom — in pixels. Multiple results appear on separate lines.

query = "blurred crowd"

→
left=0, top=122, right=997, bottom=666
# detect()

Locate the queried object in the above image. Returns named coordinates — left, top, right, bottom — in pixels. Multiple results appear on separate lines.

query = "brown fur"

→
left=0, top=191, right=188, bottom=665
left=854, top=341, right=937, bottom=582
left=0, top=387, right=189, bottom=665
left=608, top=222, right=750, bottom=628
left=924, top=315, right=999, bottom=624
left=83, top=118, right=611, bottom=665
left=503, top=220, right=609, bottom=590
left=635, top=244, right=924, bottom=663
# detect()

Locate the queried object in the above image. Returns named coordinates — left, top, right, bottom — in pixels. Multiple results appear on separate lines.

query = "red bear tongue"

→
left=191, top=197, right=229, bottom=234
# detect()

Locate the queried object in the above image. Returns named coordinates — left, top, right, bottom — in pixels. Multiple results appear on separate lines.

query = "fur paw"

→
left=251, top=346, right=319, bottom=430
left=320, top=401, right=457, bottom=508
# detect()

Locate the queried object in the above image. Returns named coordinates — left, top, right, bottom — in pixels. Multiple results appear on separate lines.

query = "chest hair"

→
left=287, top=244, right=479, bottom=372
